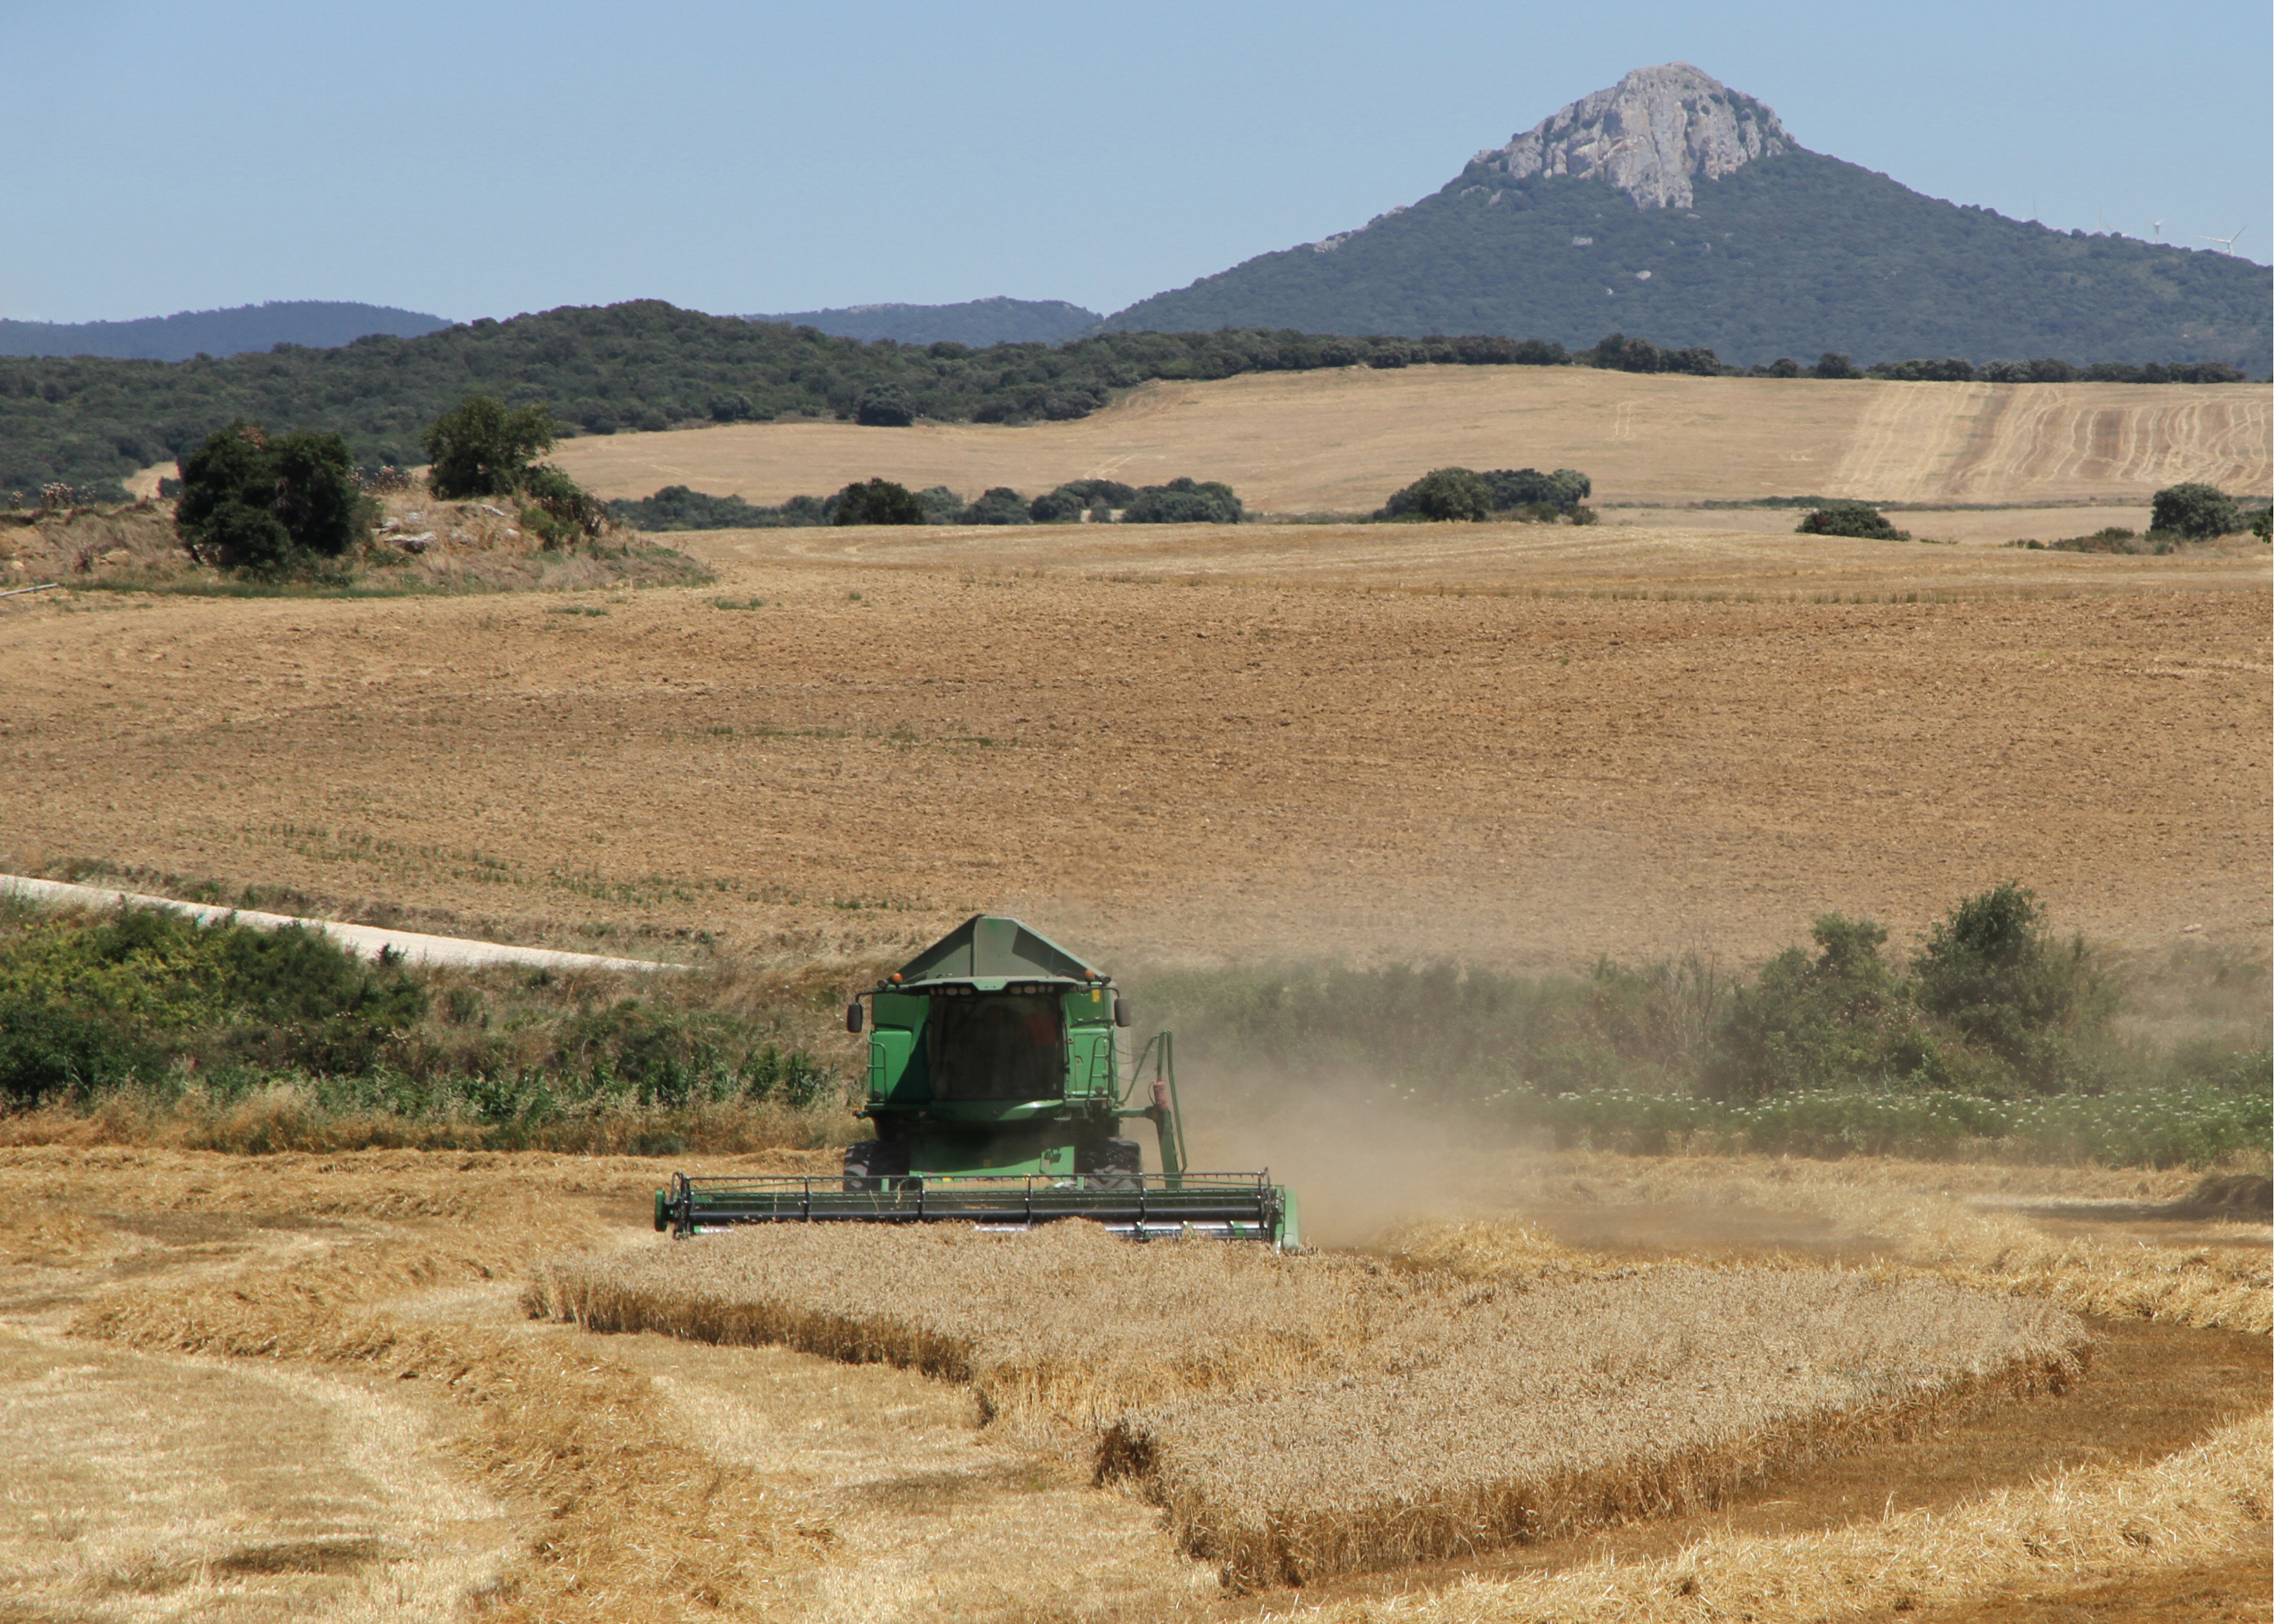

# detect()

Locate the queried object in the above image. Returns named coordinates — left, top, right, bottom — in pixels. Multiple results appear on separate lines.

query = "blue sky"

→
left=7, top=0, right=2269, bottom=323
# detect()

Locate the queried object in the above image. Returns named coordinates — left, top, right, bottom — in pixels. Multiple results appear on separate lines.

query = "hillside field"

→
left=548, top=366, right=2275, bottom=515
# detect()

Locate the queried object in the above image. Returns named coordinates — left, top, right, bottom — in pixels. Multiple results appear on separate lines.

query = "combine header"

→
left=655, top=916, right=1300, bottom=1247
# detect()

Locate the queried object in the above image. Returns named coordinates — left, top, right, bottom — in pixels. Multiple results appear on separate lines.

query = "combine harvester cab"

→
left=655, top=916, right=1301, bottom=1247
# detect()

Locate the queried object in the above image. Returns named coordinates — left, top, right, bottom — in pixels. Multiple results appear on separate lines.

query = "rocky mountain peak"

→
left=1474, top=64, right=1793, bottom=210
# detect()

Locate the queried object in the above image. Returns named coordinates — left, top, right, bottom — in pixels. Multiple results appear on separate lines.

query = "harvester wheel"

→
left=844, top=1140, right=910, bottom=1192
left=1078, top=1137, right=1142, bottom=1191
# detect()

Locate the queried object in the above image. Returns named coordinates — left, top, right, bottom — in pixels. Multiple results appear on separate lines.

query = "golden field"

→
left=3, top=1148, right=2265, bottom=1621
left=546, top=366, right=2273, bottom=513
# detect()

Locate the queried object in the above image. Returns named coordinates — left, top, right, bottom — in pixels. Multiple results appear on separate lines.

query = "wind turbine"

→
left=2196, top=227, right=2247, bottom=255
left=2150, top=218, right=2166, bottom=242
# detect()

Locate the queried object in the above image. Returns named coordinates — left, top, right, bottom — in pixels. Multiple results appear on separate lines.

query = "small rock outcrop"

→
left=1474, top=63, right=1793, bottom=210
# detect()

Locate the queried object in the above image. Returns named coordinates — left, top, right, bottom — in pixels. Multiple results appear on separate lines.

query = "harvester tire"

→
left=1078, top=1137, right=1143, bottom=1191
left=844, top=1140, right=910, bottom=1191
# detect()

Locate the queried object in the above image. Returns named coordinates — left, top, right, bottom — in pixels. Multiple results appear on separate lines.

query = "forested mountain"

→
left=1107, top=65, right=2270, bottom=368
left=749, top=297, right=1102, bottom=346
left=0, top=300, right=449, bottom=361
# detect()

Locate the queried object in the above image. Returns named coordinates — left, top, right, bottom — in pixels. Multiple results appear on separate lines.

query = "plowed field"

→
left=547, top=367, right=2274, bottom=513
left=0, top=524, right=2265, bottom=969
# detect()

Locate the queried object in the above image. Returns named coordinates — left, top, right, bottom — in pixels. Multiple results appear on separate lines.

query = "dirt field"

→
left=545, top=367, right=2274, bottom=513
left=0, top=523, right=2265, bottom=971
left=3, top=1148, right=2264, bottom=1622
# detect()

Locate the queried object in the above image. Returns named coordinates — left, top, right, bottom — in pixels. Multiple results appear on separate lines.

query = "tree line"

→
left=1, top=299, right=2254, bottom=501
left=611, top=476, right=1246, bottom=530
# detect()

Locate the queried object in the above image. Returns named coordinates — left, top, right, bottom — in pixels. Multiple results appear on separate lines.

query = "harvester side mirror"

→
left=1113, top=996, right=1132, bottom=1028
left=845, top=1000, right=864, bottom=1034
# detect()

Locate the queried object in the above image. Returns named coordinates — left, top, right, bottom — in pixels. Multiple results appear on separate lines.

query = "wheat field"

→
left=7, top=1148, right=2264, bottom=1619
left=549, top=365, right=2273, bottom=512
left=532, top=1221, right=2085, bottom=1587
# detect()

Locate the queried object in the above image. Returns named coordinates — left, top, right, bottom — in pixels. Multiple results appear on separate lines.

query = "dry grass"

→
left=1271, top=1408, right=2272, bottom=1623
left=533, top=1221, right=2085, bottom=1588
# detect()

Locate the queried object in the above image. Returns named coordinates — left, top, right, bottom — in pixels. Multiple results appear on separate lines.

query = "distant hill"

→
left=1108, top=65, right=2271, bottom=368
left=0, top=300, right=450, bottom=361
left=749, top=297, right=1102, bottom=347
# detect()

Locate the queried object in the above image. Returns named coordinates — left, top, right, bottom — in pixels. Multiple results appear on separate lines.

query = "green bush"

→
left=1912, top=882, right=2113, bottom=1092
left=1798, top=500, right=1909, bottom=540
left=1030, top=478, right=1138, bottom=522
left=2149, top=482, right=2242, bottom=540
left=1702, top=916, right=1968, bottom=1100
left=1121, top=477, right=1243, bottom=524
left=1380, top=467, right=1492, bottom=521
left=1480, top=468, right=1591, bottom=511
left=0, top=905, right=845, bottom=1133
left=517, top=463, right=611, bottom=547
left=832, top=477, right=926, bottom=525
left=609, top=484, right=811, bottom=530
left=965, top=486, right=1032, bottom=524
left=854, top=386, right=917, bottom=428
left=175, top=420, right=368, bottom=575
left=421, top=395, right=557, bottom=499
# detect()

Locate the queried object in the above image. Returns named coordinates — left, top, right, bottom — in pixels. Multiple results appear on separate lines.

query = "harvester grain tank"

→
left=654, top=916, right=1299, bottom=1246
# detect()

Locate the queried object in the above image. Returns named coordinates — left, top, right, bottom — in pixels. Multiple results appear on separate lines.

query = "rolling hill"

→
left=0, top=300, right=449, bottom=361
left=1106, top=65, right=2271, bottom=369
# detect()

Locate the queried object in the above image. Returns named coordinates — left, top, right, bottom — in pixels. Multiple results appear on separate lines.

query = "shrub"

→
left=1868, top=357, right=1976, bottom=382
left=1479, top=468, right=1591, bottom=512
left=517, top=464, right=612, bottom=547
left=421, top=395, right=557, bottom=498
left=832, top=477, right=926, bottom=525
left=1030, top=479, right=1137, bottom=522
left=1702, top=916, right=1963, bottom=1101
left=854, top=386, right=917, bottom=428
left=0, top=993, right=164, bottom=1104
left=1380, top=467, right=1492, bottom=522
left=964, top=486, right=1031, bottom=524
left=1798, top=500, right=1909, bottom=540
left=1122, top=477, right=1244, bottom=524
left=2149, top=482, right=2242, bottom=540
left=709, top=392, right=753, bottom=422
left=1913, top=883, right=2113, bottom=1092
left=174, top=420, right=368, bottom=574
left=609, top=485, right=796, bottom=531
left=916, top=485, right=968, bottom=524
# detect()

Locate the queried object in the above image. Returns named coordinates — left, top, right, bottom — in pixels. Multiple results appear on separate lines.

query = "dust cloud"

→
left=1177, top=1076, right=1519, bottom=1250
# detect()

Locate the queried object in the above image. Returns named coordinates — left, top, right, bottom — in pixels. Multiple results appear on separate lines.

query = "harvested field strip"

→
left=1280, top=1409, right=2273, bottom=1623
left=1098, top=1271, right=2085, bottom=1588
left=1395, top=1153, right=2276, bottom=1334
left=68, top=1266, right=829, bottom=1621
left=533, top=1224, right=2086, bottom=1587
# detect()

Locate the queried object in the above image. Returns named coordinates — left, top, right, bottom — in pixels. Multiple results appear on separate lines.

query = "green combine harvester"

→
left=655, top=916, right=1300, bottom=1248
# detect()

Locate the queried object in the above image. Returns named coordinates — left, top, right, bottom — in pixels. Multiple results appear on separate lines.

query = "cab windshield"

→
left=928, top=994, right=1063, bottom=1100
